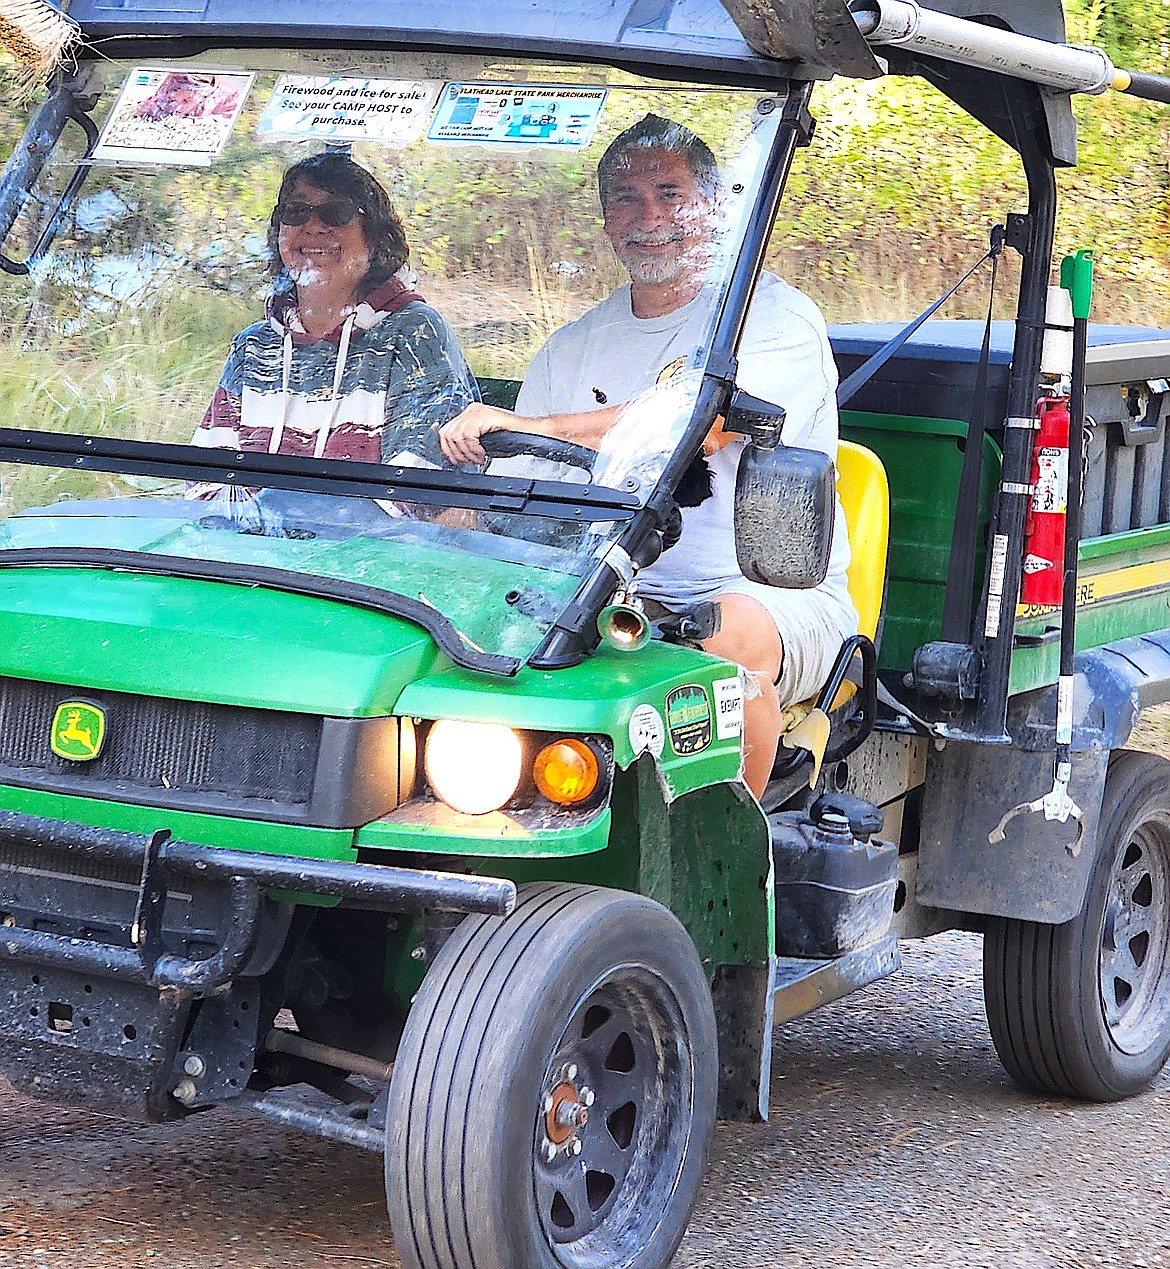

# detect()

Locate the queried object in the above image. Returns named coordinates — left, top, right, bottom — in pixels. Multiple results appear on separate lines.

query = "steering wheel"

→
left=481, top=429, right=596, bottom=473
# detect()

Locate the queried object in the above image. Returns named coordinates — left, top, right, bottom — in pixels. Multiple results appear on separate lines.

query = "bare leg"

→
left=701, top=593, right=783, bottom=800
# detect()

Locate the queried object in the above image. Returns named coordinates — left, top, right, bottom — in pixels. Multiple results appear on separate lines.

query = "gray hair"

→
left=597, top=114, right=721, bottom=210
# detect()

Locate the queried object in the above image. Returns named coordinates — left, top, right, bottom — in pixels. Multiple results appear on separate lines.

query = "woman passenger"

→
left=193, top=152, right=476, bottom=469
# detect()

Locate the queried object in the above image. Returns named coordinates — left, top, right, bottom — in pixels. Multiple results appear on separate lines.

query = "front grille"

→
left=0, top=677, right=321, bottom=814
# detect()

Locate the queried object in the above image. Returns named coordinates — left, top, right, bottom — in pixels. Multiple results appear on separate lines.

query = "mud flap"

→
left=916, top=741, right=1106, bottom=922
left=711, top=961, right=773, bottom=1122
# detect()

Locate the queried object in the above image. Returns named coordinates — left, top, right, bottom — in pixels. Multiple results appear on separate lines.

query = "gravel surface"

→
left=681, top=933, right=1170, bottom=1269
left=1, top=931, right=1167, bottom=1268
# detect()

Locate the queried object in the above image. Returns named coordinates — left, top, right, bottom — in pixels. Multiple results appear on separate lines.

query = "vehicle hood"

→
left=0, top=501, right=580, bottom=696
left=0, top=565, right=444, bottom=716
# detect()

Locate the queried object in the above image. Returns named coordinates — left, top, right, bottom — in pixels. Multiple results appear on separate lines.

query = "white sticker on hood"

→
left=712, top=676, right=744, bottom=740
left=628, top=704, right=665, bottom=759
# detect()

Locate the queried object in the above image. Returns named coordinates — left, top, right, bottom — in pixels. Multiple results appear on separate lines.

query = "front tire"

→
left=385, top=882, right=718, bottom=1269
left=985, top=750, right=1170, bottom=1100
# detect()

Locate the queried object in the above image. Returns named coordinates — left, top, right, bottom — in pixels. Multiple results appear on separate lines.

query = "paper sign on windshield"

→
left=92, top=68, right=254, bottom=167
left=427, top=84, right=607, bottom=147
left=258, top=76, right=441, bottom=146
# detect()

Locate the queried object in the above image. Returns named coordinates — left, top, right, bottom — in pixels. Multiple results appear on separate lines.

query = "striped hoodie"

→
left=193, top=276, right=478, bottom=469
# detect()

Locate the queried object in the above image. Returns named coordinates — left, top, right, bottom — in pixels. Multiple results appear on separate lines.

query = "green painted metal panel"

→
left=0, top=783, right=356, bottom=859
left=1078, top=522, right=1170, bottom=561
left=631, top=764, right=773, bottom=968
left=467, top=763, right=773, bottom=970
left=138, top=526, right=581, bottom=661
left=396, top=640, right=745, bottom=801
left=840, top=410, right=1002, bottom=672
left=1011, top=527, right=1170, bottom=695
left=0, top=568, right=443, bottom=716
left=0, top=514, right=583, bottom=665
left=357, top=808, right=611, bottom=857
left=1010, top=589, right=1170, bottom=694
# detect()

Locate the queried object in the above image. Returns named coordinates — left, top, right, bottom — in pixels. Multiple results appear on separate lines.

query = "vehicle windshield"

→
left=0, top=50, right=785, bottom=665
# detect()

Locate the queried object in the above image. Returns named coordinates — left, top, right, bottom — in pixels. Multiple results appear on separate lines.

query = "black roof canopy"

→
left=68, top=0, right=849, bottom=80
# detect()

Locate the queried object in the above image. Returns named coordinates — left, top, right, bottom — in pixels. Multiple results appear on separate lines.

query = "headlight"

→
left=424, top=720, right=523, bottom=815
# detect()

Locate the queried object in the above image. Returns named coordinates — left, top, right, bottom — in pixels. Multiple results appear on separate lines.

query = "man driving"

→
left=439, top=114, right=857, bottom=798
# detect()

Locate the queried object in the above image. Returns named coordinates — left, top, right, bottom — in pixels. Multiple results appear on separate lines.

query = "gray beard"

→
left=622, top=252, right=686, bottom=286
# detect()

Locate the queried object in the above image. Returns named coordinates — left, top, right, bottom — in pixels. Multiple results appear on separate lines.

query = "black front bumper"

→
left=0, top=809, right=514, bottom=992
left=0, top=809, right=514, bottom=1119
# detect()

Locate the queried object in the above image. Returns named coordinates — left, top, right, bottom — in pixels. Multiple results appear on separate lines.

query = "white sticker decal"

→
left=628, top=704, right=665, bottom=759
left=257, top=76, right=441, bottom=146
left=93, top=67, right=255, bottom=167
left=1023, top=553, right=1056, bottom=575
left=1056, top=675, right=1074, bottom=746
left=1032, top=446, right=1068, bottom=514
left=984, top=532, right=1010, bottom=638
left=428, top=83, right=607, bottom=148
left=712, top=676, right=744, bottom=741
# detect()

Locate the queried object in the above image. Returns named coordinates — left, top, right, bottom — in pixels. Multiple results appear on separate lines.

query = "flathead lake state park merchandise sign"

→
left=665, top=684, right=712, bottom=755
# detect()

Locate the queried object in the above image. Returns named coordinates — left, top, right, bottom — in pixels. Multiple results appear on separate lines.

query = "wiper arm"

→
left=0, top=429, right=642, bottom=522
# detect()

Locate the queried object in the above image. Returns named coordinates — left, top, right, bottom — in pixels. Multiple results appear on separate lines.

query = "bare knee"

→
left=701, top=593, right=783, bottom=683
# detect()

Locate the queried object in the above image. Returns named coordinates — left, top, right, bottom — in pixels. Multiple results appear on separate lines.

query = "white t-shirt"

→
left=515, top=272, right=857, bottom=640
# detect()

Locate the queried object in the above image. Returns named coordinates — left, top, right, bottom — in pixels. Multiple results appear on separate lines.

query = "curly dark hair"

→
left=267, top=152, right=409, bottom=297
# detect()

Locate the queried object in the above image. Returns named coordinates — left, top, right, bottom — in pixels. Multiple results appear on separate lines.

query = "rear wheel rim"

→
left=1099, top=813, right=1170, bottom=1055
left=531, top=966, right=694, bottom=1267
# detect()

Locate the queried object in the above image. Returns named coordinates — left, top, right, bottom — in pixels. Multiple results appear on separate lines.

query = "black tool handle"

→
left=1119, top=70, right=1170, bottom=105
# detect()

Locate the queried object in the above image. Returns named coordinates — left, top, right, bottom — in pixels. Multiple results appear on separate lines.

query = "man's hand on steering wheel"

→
left=439, top=404, right=599, bottom=472
left=439, top=402, right=515, bottom=466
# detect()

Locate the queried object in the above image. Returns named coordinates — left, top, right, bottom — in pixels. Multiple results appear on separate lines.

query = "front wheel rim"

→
left=1099, top=814, right=1170, bottom=1055
left=531, top=966, right=695, bottom=1267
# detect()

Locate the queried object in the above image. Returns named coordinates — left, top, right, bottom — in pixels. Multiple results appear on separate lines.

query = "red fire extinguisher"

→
left=1020, top=393, right=1071, bottom=606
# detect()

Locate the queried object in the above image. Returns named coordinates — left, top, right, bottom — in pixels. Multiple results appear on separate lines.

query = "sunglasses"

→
left=277, top=198, right=362, bottom=228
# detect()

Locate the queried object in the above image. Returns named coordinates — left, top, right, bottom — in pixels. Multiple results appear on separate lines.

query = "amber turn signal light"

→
left=533, top=738, right=599, bottom=806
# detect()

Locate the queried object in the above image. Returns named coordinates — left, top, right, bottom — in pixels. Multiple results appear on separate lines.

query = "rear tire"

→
left=984, top=750, right=1170, bottom=1100
left=385, top=882, right=718, bottom=1269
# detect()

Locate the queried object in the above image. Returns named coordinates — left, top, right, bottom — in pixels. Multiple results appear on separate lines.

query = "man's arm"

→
left=438, top=400, right=622, bottom=466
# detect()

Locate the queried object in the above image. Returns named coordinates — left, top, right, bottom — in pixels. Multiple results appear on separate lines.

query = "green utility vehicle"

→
left=2, top=0, right=1170, bottom=1264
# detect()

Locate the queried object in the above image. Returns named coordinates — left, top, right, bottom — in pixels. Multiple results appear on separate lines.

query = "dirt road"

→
left=1, top=930, right=1166, bottom=1269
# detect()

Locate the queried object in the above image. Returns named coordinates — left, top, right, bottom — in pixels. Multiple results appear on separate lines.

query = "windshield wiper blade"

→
left=0, top=547, right=522, bottom=676
left=0, top=430, right=640, bottom=521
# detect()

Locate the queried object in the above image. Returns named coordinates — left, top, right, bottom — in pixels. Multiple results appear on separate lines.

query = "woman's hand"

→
left=439, top=403, right=518, bottom=465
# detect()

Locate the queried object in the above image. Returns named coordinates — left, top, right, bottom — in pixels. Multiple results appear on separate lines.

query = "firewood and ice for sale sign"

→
left=257, top=76, right=442, bottom=146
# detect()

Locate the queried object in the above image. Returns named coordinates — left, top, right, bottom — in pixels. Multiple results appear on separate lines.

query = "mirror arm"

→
left=721, top=388, right=787, bottom=449
left=0, top=72, right=100, bottom=277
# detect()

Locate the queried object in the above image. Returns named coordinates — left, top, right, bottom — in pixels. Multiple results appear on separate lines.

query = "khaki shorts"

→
left=645, top=584, right=847, bottom=708
left=715, top=579, right=847, bottom=706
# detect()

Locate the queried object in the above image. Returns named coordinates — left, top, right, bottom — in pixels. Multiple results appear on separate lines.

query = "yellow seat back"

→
left=778, top=440, right=890, bottom=756
left=836, top=439, right=889, bottom=642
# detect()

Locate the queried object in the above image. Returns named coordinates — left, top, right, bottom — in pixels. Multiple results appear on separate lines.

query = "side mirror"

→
left=731, top=392, right=834, bottom=589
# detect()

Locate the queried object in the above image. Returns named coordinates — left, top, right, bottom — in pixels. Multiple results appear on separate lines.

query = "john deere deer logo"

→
left=50, top=702, right=106, bottom=762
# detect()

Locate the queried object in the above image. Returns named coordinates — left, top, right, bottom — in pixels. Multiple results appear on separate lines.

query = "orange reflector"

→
left=533, top=739, right=599, bottom=806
